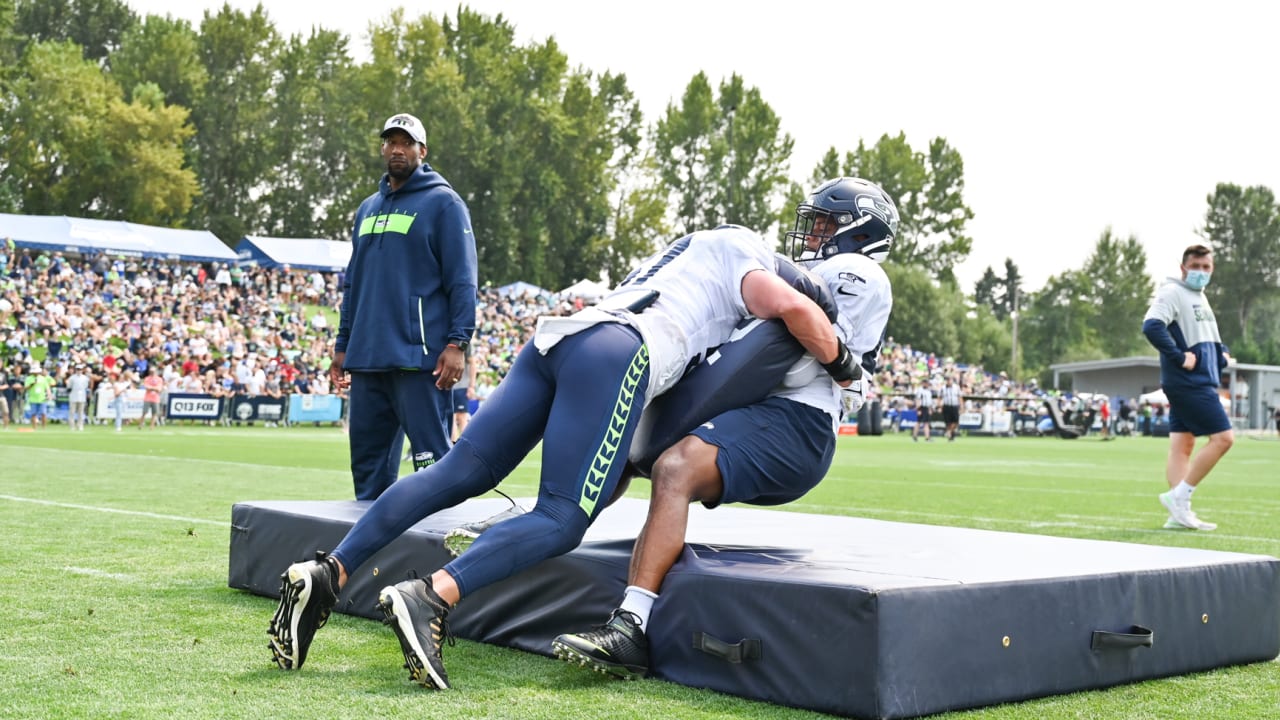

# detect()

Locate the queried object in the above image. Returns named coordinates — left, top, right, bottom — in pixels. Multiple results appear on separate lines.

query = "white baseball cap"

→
left=381, top=113, right=426, bottom=145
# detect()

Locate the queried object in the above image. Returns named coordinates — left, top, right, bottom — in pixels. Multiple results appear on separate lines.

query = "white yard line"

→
left=0, top=494, right=226, bottom=526
left=64, top=566, right=135, bottom=581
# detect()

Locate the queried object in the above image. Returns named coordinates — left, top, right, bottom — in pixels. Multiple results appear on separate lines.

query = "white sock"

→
left=619, top=585, right=658, bottom=631
left=1174, top=481, right=1194, bottom=501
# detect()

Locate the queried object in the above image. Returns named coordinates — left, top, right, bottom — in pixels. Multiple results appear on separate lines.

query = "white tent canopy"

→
left=495, top=281, right=550, bottom=298
left=235, top=235, right=352, bottom=272
left=557, top=278, right=610, bottom=302
left=1138, top=389, right=1168, bottom=406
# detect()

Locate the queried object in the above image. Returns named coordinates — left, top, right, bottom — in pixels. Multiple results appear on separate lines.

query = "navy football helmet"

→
left=788, top=177, right=899, bottom=264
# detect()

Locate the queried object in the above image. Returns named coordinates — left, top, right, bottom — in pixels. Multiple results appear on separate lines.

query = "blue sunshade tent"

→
left=0, top=213, right=236, bottom=263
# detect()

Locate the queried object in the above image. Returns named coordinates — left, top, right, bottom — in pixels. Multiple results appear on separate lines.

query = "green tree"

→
left=882, top=264, right=960, bottom=358
left=190, top=4, right=280, bottom=243
left=356, top=8, right=648, bottom=290
left=973, top=266, right=1001, bottom=317
left=959, top=303, right=1013, bottom=376
left=0, top=40, right=196, bottom=223
left=1078, top=228, right=1153, bottom=357
left=827, top=133, right=974, bottom=281
left=0, top=0, right=19, bottom=211
left=1200, top=183, right=1280, bottom=347
left=13, top=0, right=136, bottom=62
left=654, top=72, right=794, bottom=236
left=0, top=0, right=18, bottom=58
left=259, top=27, right=363, bottom=240
left=606, top=154, right=670, bottom=284
left=109, top=13, right=206, bottom=108
left=1018, top=270, right=1104, bottom=383
left=999, top=258, right=1022, bottom=319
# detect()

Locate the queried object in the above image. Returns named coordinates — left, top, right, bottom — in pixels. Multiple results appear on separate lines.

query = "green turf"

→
left=1, top=425, right=1277, bottom=719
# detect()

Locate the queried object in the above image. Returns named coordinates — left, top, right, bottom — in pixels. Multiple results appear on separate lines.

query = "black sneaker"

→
left=377, top=578, right=454, bottom=689
left=268, top=552, right=340, bottom=670
left=552, top=609, right=649, bottom=680
left=443, top=503, right=527, bottom=558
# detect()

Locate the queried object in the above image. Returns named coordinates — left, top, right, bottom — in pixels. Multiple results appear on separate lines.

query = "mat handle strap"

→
left=1091, top=625, right=1154, bottom=651
left=692, top=632, right=762, bottom=664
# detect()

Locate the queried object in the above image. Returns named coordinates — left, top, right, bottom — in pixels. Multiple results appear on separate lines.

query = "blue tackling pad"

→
left=229, top=498, right=1279, bottom=719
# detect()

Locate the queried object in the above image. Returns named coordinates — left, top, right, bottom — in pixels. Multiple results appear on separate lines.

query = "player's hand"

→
left=330, top=351, right=349, bottom=389
left=841, top=380, right=865, bottom=419
left=1181, top=351, right=1197, bottom=371
left=434, top=345, right=465, bottom=390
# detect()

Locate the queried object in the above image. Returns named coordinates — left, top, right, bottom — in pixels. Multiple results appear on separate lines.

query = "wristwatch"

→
left=448, top=340, right=470, bottom=353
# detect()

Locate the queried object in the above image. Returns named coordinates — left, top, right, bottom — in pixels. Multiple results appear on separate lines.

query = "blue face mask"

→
left=1184, top=270, right=1212, bottom=290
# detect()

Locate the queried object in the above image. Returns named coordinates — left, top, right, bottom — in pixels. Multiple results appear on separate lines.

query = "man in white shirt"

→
left=913, top=382, right=934, bottom=442
left=67, top=364, right=91, bottom=431
left=940, top=376, right=962, bottom=441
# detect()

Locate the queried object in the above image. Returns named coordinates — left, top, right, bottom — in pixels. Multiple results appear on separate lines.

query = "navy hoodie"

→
left=336, top=164, right=477, bottom=371
left=1142, top=276, right=1228, bottom=392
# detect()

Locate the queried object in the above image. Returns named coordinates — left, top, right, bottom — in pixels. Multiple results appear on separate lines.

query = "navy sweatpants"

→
left=331, top=322, right=650, bottom=598
left=347, top=370, right=453, bottom=500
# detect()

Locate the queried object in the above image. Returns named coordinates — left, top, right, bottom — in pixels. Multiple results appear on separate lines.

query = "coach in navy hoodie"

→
left=333, top=113, right=478, bottom=500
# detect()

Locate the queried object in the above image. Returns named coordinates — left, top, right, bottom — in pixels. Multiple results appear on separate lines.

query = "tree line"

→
left=2, top=1, right=1278, bottom=374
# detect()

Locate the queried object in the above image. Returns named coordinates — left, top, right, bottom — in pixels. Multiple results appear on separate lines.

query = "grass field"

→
left=2, top=424, right=1277, bottom=719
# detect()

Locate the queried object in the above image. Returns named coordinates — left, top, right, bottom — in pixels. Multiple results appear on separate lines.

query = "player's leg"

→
left=555, top=397, right=834, bottom=679
left=356, top=342, right=561, bottom=688
left=441, top=324, right=648, bottom=599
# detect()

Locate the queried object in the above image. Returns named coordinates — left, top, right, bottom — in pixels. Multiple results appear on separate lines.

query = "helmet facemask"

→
left=787, top=178, right=899, bottom=265
left=788, top=205, right=853, bottom=262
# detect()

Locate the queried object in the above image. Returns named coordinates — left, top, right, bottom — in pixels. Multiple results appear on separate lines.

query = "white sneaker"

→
left=1185, top=509, right=1217, bottom=531
left=1161, top=516, right=1217, bottom=530
left=1159, top=491, right=1216, bottom=531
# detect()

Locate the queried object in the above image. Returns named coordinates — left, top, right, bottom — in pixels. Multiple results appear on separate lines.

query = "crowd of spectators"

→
left=0, top=244, right=577, bottom=428
left=1, top=244, right=343, bottom=426
left=874, top=341, right=1166, bottom=436
left=0, top=242, right=1145, bottom=436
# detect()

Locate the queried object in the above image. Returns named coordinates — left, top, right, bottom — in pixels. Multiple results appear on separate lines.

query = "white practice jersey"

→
left=534, top=225, right=775, bottom=406
left=772, top=253, right=893, bottom=430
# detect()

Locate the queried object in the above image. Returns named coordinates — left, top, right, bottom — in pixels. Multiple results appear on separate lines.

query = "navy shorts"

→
left=1167, top=385, right=1231, bottom=436
left=452, top=387, right=469, bottom=413
left=690, top=396, right=836, bottom=508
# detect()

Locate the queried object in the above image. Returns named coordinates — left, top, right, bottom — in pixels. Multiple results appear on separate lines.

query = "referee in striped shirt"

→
left=941, top=376, right=962, bottom=441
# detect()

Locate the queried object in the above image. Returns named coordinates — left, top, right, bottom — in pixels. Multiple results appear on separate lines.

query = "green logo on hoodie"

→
left=358, top=212, right=417, bottom=237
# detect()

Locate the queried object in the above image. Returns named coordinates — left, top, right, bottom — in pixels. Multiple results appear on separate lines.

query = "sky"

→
left=123, top=0, right=1280, bottom=292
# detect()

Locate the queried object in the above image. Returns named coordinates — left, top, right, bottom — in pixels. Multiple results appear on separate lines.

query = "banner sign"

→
left=94, top=387, right=145, bottom=420
left=166, top=393, right=224, bottom=420
left=229, top=394, right=286, bottom=424
left=958, top=411, right=984, bottom=430
left=288, top=393, right=343, bottom=423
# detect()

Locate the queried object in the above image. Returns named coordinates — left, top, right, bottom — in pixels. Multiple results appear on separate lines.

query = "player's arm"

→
left=740, top=269, right=857, bottom=386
